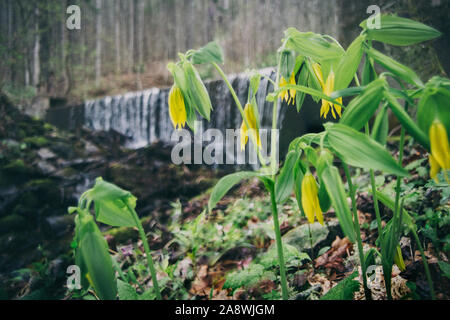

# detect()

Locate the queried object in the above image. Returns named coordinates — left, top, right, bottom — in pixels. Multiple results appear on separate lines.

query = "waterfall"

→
left=83, top=68, right=283, bottom=152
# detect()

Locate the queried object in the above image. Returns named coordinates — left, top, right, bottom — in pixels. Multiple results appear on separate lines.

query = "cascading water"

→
left=84, top=68, right=284, bottom=163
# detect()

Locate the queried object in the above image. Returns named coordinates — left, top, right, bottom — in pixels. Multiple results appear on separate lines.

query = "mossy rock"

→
left=25, top=179, right=54, bottom=191
left=106, top=226, right=139, bottom=244
left=15, top=192, right=40, bottom=212
left=0, top=214, right=26, bottom=233
left=2, top=159, right=34, bottom=175
left=23, top=136, right=49, bottom=148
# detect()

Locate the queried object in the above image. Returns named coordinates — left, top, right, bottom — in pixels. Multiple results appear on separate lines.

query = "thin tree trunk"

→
left=115, top=0, right=121, bottom=74
left=129, top=0, right=134, bottom=73
left=33, top=4, right=40, bottom=89
left=95, top=0, right=102, bottom=86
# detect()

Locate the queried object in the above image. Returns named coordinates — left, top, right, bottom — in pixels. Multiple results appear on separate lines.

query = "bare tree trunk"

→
left=32, top=4, right=40, bottom=89
left=61, top=0, right=67, bottom=92
left=95, top=0, right=102, bottom=86
left=115, top=0, right=121, bottom=74
left=136, top=0, right=144, bottom=90
left=128, top=0, right=135, bottom=73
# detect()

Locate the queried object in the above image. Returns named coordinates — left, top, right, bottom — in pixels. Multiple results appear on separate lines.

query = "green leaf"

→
left=279, top=49, right=296, bottom=80
left=320, top=165, right=356, bottom=243
left=326, top=123, right=409, bottom=176
left=334, top=34, right=365, bottom=90
left=117, top=279, right=139, bottom=300
left=189, top=41, right=224, bottom=64
left=294, top=159, right=306, bottom=216
left=371, top=103, right=389, bottom=146
left=366, top=47, right=423, bottom=87
left=361, top=55, right=377, bottom=86
left=330, top=86, right=365, bottom=100
left=318, top=182, right=331, bottom=213
left=78, top=215, right=117, bottom=300
left=340, top=78, right=386, bottom=131
left=360, top=14, right=442, bottom=46
left=374, top=191, right=414, bottom=230
left=320, top=271, right=359, bottom=300
left=284, top=29, right=344, bottom=63
left=249, top=71, right=261, bottom=98
left=94, top=197, right=137, bottom=228
left=438, top=261, right=450, bottom=279
left=184, top=62, right=213, bottom=121
left=275, top=150, right=301, bottom=204
left=296, top=64, right=309, bottom=112
left=384, top=90, right=430, bottom=151
left=84, top=178, right=137, bottom=228
left=417, top=78, right=450, bottom=138
left=208, top=171, right=263, bottom=211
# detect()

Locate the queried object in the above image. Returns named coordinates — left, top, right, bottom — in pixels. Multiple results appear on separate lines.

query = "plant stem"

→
left=269, top=185, right=289, bottom=300
left=212, top=62, right=267, bottom=167
left=270, top=58, right=282, bottom=176
left=411, top=227, right=436, bottom=300
left=343, top=163, right=372, bottom=300
left=126, top=202, right=162, bottom=300
left=364, top=124, right=383, bottom=239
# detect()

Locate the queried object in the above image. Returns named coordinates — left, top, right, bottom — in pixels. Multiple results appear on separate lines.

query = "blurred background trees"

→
left=0, top=0, right=447, bottom=103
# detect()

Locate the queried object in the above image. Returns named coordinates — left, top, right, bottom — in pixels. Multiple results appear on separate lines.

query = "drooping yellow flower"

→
left=301, top=172, right=324, bottom=225
left=240, top=103, right=262, bottom=151
left=168, top=85, right=187, bottom=130
left=279, top=72, right=296, bottom=105
left=312, top=63, right=342, bottom=119
left=429, top=120, right=450, bottom=181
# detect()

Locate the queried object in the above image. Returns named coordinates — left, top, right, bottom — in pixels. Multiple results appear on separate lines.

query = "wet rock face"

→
left=0, top=94, right=218, bottom=276
left=48, top=68, right=327, bottom=160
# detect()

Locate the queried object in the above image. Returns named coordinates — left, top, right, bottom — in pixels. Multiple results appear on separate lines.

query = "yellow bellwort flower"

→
left=312, top=63, right=342, bottom=119
left=429, top=120, right=450, bottom=181
left=240, top=103, right=262, bottom=151
left=168, top=85, right=187, bottom=130
left=301, top=172, right=324, bottom=225
left=279, top=72, right=296, bottom=105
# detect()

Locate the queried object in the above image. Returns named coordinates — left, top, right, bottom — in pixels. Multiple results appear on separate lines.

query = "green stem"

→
left=212, top=62, right=267, bottom=167
left=364, top=124, right=383, bottom=239
left=270, top=57, right=282, bottom=177
left=269, top=185, right=289, bottom=300
left=343, top=163, right=372, bottom=300
left=126, top=202, right=162, bottom=300
left=411, top=228, right=436, bottom=300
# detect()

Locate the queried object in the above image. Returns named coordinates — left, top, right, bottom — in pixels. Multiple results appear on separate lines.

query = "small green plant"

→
left=69, top=177, right=161, bottom=300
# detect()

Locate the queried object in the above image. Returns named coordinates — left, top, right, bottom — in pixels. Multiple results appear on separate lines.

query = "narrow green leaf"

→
left=78, top=215, right=117, bottom=300
left=275, top=150, right=301, bottom=204
left=384, top=90, right=430, bottom=151
left=296, top=64, right=309, bottom=112
left=284, top=28, right=344, bottom=63
left=335, top=34, right=365, bottom=90
left=208, top=171, right=263, bottom=211
left=361, top=55, right=377, bottom=86
left=371, top=103, right=389, bottom=146
left=366, top=47, right=423, bottom=87
left=326, top=123, right=409, bottom=176
left=190, top=41, right=224, bottom=64
left=184, top=62, right=213, bottom=121
left=340, top=78, right=386, bottom=131
left=320, top=165, right=356, bottom=243
left=360, top=14, right=442, bottom=46
left=83, top=178, right=137, bottom=228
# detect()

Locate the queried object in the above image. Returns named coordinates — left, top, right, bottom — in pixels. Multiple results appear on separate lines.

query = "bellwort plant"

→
left=68, top=14, right=446, bottom=300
